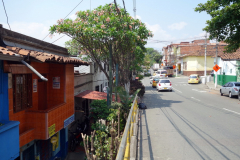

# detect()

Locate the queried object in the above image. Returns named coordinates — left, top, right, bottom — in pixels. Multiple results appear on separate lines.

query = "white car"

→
left=156, top=79, right=172, bottom=92
left=155, top=70, right=168, bottom=79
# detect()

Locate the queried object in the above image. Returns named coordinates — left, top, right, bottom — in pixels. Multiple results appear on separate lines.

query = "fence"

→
left=214, top=74, right=237, bottom=86
left=116, top=95, right=139, bottom=160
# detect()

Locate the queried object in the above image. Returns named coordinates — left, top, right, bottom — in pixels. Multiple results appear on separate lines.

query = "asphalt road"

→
left=138, top=76, right=240, bottom=160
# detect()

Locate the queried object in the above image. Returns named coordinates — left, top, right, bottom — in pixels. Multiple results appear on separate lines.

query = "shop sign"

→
left=33, top=79, right=37, bottom=92
left=64, top=114, right=74, bottom=128
left=50, top=132, right=59, bottom=151
left=48, top=124, right=56, bottom=137
left=53, top=77, right=60, bottom=89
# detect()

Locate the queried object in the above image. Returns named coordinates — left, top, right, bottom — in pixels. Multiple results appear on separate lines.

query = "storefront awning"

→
left=75, top=90, right=120, bottom=102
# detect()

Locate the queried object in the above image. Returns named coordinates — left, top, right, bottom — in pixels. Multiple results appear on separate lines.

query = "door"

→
left=222, top=82, right=229, bottom=94
left=227, top=83, right=233, bottom=94
left=38, top=77, right=47, bottom=110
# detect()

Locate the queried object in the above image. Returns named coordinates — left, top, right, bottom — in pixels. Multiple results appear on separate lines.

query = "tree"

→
left=65, top=39, right=82, bottom=55
left=154, top=54, right=162, bottom=63
left=195, top=0, right=240, bottom=53
left=50, top=3, right=152, bottom=88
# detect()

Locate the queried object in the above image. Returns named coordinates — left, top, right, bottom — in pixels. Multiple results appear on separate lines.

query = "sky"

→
left=0, top=0, right=210, bottom=52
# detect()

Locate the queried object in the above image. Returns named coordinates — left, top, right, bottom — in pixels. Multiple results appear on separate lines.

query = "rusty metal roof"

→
left=1, top=46, right=89, bottom=65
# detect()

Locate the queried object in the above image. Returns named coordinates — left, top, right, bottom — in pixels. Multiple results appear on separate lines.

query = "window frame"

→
left=13, top=74, right=32, bottom=113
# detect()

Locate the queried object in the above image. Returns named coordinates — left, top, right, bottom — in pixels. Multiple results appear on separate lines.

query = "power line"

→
left=2, top=0, right=11, bottom=30
left=42, top=0, right=84, bottom=42
left=2, top=0, right=17, bottom=47
left=148, top=36, right=206, bottom=43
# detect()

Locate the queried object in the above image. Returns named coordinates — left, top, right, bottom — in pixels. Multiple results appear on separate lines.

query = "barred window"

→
left=13, top=74, right=32, bottom=112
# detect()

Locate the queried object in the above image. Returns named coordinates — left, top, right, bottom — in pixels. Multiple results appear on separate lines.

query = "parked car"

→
left=150, top=75, right=160, bottom=84
left=152, top=71, right=157, bottom=76
left=156, top=79, right=172, bottom=92
left=210, top=70, right=214, bottom=77
left=155, top=70, right=168, bottom=79
left=152, top=78, right=160, bottom=88
left=220, top=82, right=240, bottom=98
left=188, top=74, right=200, bottom=84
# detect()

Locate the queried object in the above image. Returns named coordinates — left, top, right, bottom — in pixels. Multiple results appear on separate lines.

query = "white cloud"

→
left=136, top=15, right=141, bottom=20
left=145, top=22, right=175, bottom=51
left=69, top=14, right=77, bottom=20
left=2, top=22, right=70, bottom=47
left=168, top=22, right=187, bottom=30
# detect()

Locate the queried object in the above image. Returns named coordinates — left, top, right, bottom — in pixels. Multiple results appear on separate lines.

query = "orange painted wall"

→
left=6, top=61, right=75, bottom=147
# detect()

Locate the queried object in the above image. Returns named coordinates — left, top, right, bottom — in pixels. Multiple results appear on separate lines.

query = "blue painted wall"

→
left=0, top=60, right=9, bottom=121
left=0, top=60, right=20, bottom=160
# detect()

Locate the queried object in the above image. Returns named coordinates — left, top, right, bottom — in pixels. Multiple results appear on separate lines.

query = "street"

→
left=138, top=76, right=240, bottom=160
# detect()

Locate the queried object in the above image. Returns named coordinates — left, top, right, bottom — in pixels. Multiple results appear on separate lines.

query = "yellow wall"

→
left=183, top=56, right=214, bottom=71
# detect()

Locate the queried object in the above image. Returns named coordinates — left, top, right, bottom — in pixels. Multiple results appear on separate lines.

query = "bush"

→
left=137, top=74, right=144, bottom=80
left=130, top=80, right=145, bottom=97
left=90, top=100, right=111, bottom=121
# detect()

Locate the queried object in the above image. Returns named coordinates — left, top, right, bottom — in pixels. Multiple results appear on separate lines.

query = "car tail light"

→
left=196, top=78, right=198, bottom=80
left=159, top=83, right=161, bottom=86
left=170, top=82, right=172, bottom=86
left=234, top=88, right=238, bottom=91
left=153, top=81, right=155, bottom=83
left=165, top=75, right=167, bottom=77
left=188, top=79, right=190, bottom=80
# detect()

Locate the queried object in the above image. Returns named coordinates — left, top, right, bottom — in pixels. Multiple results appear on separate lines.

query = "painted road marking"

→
left=172, top=87, right=182, bottom=93
left=192, top=89, right=207, bottom=93
left=191, top=97, right=201, bottom=101
left=223, top=108, right=240, bottom=115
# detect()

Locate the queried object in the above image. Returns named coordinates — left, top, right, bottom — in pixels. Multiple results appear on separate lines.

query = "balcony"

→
left=19, top=103, right=74, bottom=147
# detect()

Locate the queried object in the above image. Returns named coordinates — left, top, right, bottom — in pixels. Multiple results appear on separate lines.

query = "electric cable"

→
left=42, top=0, right=84, bottom=42
left=1, top=0, right=17, bottom=47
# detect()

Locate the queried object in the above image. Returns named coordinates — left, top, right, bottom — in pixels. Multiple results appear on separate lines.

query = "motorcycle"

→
left=69, top=117, right=89, bottom=151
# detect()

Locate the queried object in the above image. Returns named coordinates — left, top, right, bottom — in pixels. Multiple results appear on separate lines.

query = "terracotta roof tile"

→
left=0, top=46, right=23, bottom=57
left=216, top=48, right=240, bottom=60
left=75, top=90, right=120, bottom=102
left=4, top=46, right=89, bottom=65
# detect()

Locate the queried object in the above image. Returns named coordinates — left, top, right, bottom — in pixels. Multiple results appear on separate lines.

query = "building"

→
left=0, top=24, right=89, bottom=160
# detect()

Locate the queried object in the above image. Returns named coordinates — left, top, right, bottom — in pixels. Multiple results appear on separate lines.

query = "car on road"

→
left=150, top=75, right=160, bottom=84
left=156, top=79, right=172, bottom=92
left=152, top=78, right=160, bottom=88
left=220, top=82, right=240, bottom=98
left=188, top=74, right=200, bottom=84
left=210, top=70, right=214, bottom=77
left=152, top=71, right=157, bottom=76
left=155, top=70, right=168, bottom=79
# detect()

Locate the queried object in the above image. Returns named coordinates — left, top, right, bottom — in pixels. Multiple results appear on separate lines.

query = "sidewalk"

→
left=65, top=146, right=86, bottom=160
left=205, top=81, right=221, bottom=91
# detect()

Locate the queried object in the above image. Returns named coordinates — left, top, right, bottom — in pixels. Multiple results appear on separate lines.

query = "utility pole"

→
left=204, top=32, right=207, bottom=77
left=215, top=40, right=219, bottom=88
left=133, top=0, right=136, bottom=19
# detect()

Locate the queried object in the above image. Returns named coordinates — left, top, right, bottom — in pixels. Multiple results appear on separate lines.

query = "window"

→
left=94, top=63, right=98, bottom=73
left=95, top=85, right=99, bottom=91
left=230, top=69, right=232, bottom=74
left=13, top=74, right=32, bottom=112
left=234, top=83, right=240, bottom=86
left=104, top=64, right=106, bottom=71
left=160, top=80, right=170, bottom=83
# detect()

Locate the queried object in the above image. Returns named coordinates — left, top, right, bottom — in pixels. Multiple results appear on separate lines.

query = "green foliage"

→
left=154, top=55, right=162, bottom=63
left=137, top=74, right=144, bottom=80
left=50, top=3, right=153, bottom=84
left=195, top=0, right=240, bottom=53
left=116, top=86, right=139, bottom=115
left=91, top=122, right=108, bottom=132
left=90, top=100, right=111, bottom=121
